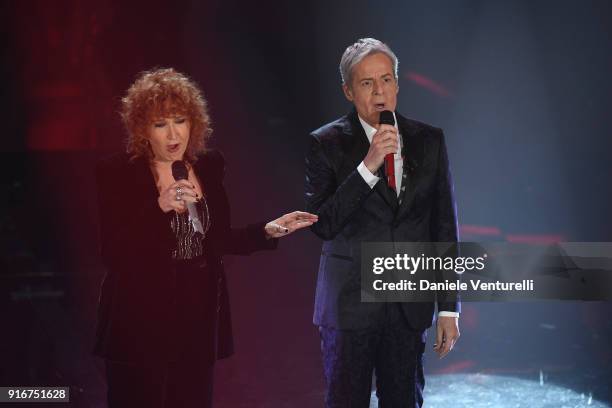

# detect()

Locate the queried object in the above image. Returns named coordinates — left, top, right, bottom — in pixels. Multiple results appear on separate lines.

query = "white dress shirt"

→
left=355, top=114, right=459, bottom=319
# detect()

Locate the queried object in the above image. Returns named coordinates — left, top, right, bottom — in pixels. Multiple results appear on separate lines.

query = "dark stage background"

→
left=1, top=0, right=611, bottom=406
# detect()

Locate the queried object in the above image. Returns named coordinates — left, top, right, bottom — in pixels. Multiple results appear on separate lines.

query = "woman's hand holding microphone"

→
left=158, top=180, right=199, bottom=213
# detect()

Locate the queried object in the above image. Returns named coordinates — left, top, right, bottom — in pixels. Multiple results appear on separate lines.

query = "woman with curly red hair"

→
left=94, top=68, right=317, bottom=407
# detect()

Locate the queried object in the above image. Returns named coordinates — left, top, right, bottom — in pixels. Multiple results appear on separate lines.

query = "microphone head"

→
left=171, top=160, right=189, bottom=181
left=379, top=110, right=395, bottom=126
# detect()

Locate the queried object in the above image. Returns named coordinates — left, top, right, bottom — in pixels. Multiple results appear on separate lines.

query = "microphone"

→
left=171, top=161, right=204, bottom=234
left=379, top=110, right=396, bottom=191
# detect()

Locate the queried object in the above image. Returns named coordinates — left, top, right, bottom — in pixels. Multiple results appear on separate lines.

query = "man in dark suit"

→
left=305, top=38, right=461, bottom=407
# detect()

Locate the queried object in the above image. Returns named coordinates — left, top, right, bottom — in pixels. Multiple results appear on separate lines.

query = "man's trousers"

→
left=319, top=303, right=426, bottom=408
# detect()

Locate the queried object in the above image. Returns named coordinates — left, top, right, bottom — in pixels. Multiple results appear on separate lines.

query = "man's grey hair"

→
left=339, top=38, right=399, bottom=87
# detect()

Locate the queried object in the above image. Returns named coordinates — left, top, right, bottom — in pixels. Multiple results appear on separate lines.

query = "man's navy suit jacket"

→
left=305, top=109, right=460, bottom=331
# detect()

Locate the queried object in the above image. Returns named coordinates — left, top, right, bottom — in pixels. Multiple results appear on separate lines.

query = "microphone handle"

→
left=384, top=153, right=395, bottom=188
left=186, top=201, right=204, bottom=233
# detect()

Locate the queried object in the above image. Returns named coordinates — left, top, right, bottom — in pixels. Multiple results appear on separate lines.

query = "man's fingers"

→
left=436, top=337, right=449, bottom=358
left=434, top=327, right=444, bottom=353
left=379, top=139, right=398, bottom=148
left=373, top=126, right=398, bottom=142
left=439, top=335, right=458, bottom=358
left=376, top=124, right=397, bottom=134
left=440, top=336, right=453, bottom=357
left=375, top=135, right=399, bottom=155
left=436, top=331, right=459, bottom=358
left=382, top=144, right=399, bottom=154
left=374, top=133, right=398, bottom=145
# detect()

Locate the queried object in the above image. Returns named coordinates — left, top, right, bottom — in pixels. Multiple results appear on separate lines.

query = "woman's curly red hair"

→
left=121, top=68, right=212, bottom=162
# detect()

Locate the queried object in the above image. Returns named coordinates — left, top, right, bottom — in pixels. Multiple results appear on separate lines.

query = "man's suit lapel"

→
left=374, top=169, right=399, bottom=210
left=339, top=112, right=369, bottom=181
left=396, top=113, right=424, bottom=219
left=344, top=110, right=398, bottom=210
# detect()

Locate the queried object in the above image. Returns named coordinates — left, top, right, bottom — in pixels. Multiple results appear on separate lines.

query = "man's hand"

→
left=363, top=124, right=399, bottom=173
left=433, top=316, right=460, bottom=359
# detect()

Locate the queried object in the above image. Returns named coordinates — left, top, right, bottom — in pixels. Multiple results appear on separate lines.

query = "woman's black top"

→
left=94, top=150, right=277, bottom=364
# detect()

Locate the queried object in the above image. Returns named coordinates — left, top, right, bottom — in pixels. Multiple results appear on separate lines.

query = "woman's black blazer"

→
left=94, top=149, right=276, bottom=364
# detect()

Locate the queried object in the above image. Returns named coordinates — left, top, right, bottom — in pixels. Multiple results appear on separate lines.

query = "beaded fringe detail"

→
left=170, top=196, right=211, bottom=260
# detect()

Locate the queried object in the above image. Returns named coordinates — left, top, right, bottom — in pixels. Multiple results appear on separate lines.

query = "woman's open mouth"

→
left=167, top=143, right=180, bottom=153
